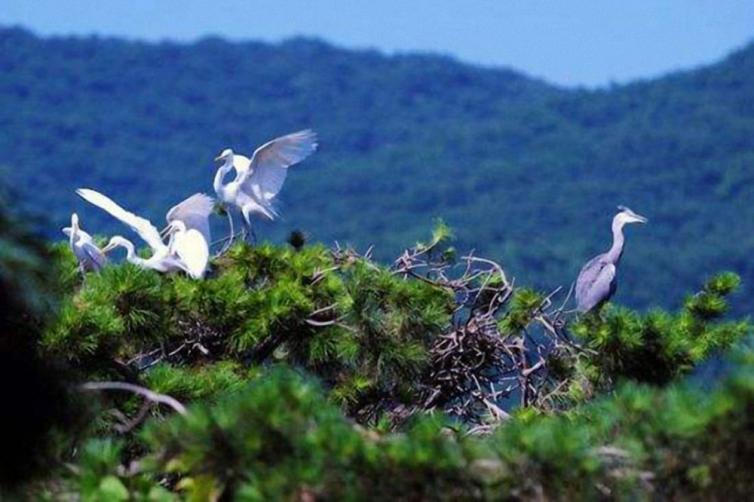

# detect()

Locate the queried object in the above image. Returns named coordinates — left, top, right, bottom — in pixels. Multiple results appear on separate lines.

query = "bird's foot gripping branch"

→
left=12, top=224, right=751, bottom=499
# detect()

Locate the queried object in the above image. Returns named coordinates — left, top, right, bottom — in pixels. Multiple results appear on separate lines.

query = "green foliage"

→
left=142, top=368, right=481, bottom=501
left=43, top=261, right=169, bottom=366
left=143, top=362, right=258, bottom=403
left=46, top=347, right=754, bottom=500
left=43, top=239, right=453, bottom=417
left=484, top=348, right=754, bottom=499
left=498, top=288, right=544, bottom=334
left=4, top=230, right=751, bottom=499
left=571, top=272, right=750, bottom=387
left=61, top=439, right=175, bottom=501
left=327, top=259, right=452, bottom=413
left=9, top=212, right=754, bottom=499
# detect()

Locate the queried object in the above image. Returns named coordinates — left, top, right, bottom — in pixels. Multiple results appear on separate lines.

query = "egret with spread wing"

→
left=575, top=206, right=648, bottom=313
left=62, top=213, right=107, bottom=273
left=76, top=189, right=212, bottom=279
left=213, top=129, right=318, bottom=249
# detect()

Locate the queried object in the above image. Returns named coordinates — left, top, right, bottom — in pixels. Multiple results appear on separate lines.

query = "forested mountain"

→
left=2, top=26, right=754, bottom=311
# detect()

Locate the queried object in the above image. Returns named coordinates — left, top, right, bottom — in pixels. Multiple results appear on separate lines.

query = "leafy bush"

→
left=571, top=272, right=748, bottom=388
left=14, top=227, right=754, bottom=500
left=44, top=347, right=754, bottom=500
left=42, top=240, right=454, bottom=418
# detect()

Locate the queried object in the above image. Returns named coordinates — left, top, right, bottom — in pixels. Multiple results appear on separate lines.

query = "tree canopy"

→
left=3, top=27, right=754, bottom=312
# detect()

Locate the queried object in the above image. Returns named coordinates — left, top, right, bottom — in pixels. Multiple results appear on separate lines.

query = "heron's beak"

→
left=214, top=155, right=223, bottom=162
left=635, top=214, right=648, bottom=224
left=102, top=243, right=116, bottom=254
left=160, top=225, right=171, bottom=237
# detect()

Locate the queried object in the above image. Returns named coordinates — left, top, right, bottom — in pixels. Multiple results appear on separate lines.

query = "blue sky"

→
left=3, top=1, right=754, bottom=87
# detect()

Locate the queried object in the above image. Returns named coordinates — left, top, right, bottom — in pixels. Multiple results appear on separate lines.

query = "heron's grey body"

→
left=575, top=206, right=647, bottom=313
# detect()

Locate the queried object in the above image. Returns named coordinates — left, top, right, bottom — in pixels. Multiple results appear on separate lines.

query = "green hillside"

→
left=2, top=27, right=754, bottom=311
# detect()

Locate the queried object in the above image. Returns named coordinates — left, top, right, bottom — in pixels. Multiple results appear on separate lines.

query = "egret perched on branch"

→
left=62, top=213, right=107, bottom=273
left=575, top=206, right=648, bottom=313
left=76, top=189, right=212, bottom=279
left=213, top=129, right=318, bottom=248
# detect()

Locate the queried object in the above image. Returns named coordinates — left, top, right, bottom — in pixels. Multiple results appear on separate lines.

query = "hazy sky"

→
left=3, top=1, right=754, bottom=87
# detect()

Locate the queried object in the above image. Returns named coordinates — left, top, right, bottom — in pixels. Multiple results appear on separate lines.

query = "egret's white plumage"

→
left=62, top=213, right=107, bottom=273
left=101, top=235, right=191, bottom=275
left=213, top=129, right=317, bottom=246
left=77, top=188, right=212, bottom=279
left=168, top=221, right=210, bottom=279
left=165, top=192, right=214, bottom=245
left=242, top=129, right=318, bottom=201
left=77, top=188, right=165, bottom=252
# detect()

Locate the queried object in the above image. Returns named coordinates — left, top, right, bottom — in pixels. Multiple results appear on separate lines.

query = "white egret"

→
left=76, top=188, right=212, bottom=279
left=62, top=213, right=107, bottom=273
left=213, top=129, right=318, bottom=248
left=100, top=235, right=191, bottom=275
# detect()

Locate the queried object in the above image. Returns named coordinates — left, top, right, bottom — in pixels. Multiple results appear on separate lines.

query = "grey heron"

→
left=213, top=129, right=318, bottom=249
left=575, top=206, right=648, bottom=313
left=76, top=188, right=212, bottom=279
left=62, top=213, right=107, bottom=273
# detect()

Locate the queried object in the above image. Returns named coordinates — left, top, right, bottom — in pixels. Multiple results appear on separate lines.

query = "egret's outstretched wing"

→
left=575, top=255, right=616, bottom=313
left=172, top=228, right=209, bottom=279
left=240, top=129, right=318, bottom=201
left=166, top=193, right=214, bottom=245
left=76, top=188, right=165, bottom=251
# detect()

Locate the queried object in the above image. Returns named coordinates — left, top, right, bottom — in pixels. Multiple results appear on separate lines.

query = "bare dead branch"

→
left=80, top=381, right=187, bottom=415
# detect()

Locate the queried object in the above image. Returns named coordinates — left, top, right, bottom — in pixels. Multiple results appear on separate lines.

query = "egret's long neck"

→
left=213, top=161, right=233, bottom=198
left=606, top=217, right=626, bottom=264
left=120, top=240, right=141, bottom=264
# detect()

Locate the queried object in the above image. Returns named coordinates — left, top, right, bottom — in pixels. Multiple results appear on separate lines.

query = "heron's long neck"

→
left=606, top=219, right=626, bottom=264
left=213, top=162, right=233, bottom=197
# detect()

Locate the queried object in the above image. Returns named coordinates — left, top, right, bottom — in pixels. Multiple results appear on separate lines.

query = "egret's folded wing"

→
left=172, top=229, right=209, bottom=279
left=166, top=193, right=214, bottom=244
left=231, top=154, right=251, bottom=182
left=76, top=188, right=164, bottom=251
left=81, top=241, right=107, bottom=271
left=240, top=129, right=317, bottom=201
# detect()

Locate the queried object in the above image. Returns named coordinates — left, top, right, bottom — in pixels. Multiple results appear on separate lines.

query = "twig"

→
left=80, top=381, right=187, bottom=415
